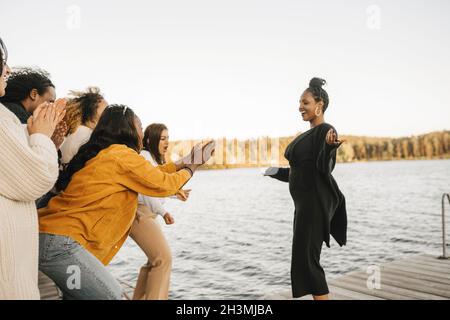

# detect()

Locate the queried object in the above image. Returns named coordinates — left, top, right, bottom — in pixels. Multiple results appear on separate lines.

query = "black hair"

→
left=0, top=37, right=7, bottom=75
left=143, top=123, right=168, bottom=165
left=55, top=104, right=142, bottom=191
left=306, top=77, right=329, bottom=112
left=0, top=67, right=55, bottom=103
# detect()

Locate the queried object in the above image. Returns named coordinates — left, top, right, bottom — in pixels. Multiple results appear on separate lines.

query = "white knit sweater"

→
left=0, top=103, right=59, bottom=300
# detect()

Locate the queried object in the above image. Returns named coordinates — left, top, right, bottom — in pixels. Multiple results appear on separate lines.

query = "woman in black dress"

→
left=266, top=77, right=347, bottom=300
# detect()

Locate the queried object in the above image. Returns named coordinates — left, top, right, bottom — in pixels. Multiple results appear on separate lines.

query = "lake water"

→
left=108, top=159, right=450, bottom=299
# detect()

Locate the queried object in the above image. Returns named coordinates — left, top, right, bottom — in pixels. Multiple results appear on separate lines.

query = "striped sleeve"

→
left=0, top=118, right=59, bottom=202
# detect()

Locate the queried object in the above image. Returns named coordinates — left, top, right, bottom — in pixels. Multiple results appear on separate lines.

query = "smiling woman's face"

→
left=299, top=90, right=323, bottom=122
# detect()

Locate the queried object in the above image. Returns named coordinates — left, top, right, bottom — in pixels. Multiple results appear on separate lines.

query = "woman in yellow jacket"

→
left=38, top=104, right=215, bottom=300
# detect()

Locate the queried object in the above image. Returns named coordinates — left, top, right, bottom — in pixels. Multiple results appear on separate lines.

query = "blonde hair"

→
left=64, top=87, right=104, bottom=135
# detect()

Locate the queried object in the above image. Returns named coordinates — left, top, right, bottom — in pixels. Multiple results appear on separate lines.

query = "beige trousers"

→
left=129, top=204, right=172, bottom=300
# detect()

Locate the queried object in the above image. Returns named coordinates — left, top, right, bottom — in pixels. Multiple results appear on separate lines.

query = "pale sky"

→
left=1, top=0, right=449, bottom=140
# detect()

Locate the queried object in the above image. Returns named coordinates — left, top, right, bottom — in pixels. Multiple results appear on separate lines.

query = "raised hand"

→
left=263, top=167, right=280, bottom=176
left=326, top=128, right=345, bottom=147
left=176, top=189, right=191, bottom=201
left=53, top=98, right=67, bottom=123
left=201, top=140, right=216, bottom=164
left=51, top=120, right=68, bottom=149
left=184, top=140, right=216, bottom=165
left=27, top=102, right=61, bottom=138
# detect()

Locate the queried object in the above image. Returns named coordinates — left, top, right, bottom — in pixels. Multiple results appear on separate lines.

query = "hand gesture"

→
left=326, top=128, right=345, bottom=147
left=51, top=120, right=68, bottom=149
left=27, top=101, right=64, bottom=138
left=176, top=189, right=191, bottom=201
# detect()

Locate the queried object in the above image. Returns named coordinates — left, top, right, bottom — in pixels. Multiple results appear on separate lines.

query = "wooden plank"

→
left=388, top=260, right=450, bottom=276
left=328, top=285, right=384, bottom=300
left=400, top=254, right=450, bottom=267
left=38, top=271, right=61, bottom=300
left=380, top=266, right=450, bottom=286
left=40, top=290, right=59, bottom=300
left=347, top=270, right=450, bottom=298
left=406, top=261, right=450, bottom=274
left=415, top=253, right=450, bottom=262
left=328, top=277, right=413, bottom=300
left=382, top=262, right=450, bottom=279
left=331, top=274, right=446, bottom=300
left=408, top=255, right=450, bottom=268
left=329, top=293, right=355, bottom=300
left=404, top=259, right=450, bottom=270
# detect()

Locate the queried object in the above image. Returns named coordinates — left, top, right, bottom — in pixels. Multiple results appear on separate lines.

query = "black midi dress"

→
left=271, top=122, right=347, bottom=297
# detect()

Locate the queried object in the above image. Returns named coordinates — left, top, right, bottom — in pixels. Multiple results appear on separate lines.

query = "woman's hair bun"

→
left=309, top=77, right=326, bottom=89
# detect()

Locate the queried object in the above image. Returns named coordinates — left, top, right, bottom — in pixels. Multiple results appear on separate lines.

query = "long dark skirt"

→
left=290, top=168, right=329, bottom=297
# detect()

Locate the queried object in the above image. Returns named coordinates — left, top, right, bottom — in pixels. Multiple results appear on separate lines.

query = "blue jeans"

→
left=39, top=233, right=122, bottom=300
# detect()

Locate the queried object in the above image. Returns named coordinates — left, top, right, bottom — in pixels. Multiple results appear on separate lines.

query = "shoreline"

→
left=199, top=156, right=450, bottom=171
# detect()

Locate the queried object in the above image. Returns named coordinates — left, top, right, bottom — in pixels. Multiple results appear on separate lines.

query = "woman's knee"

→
left=150, top=246, right=172, bottom=268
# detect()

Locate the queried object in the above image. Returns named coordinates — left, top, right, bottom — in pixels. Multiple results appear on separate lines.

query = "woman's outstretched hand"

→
left=189, top=140, right=216, bottom=165
left=176, top=189, right=191, bottom=201
left=180, top=140, right=216, bottom=175
left=263, top=167, right=280, bottom=176
left=326, top=128, right=345, bottom=147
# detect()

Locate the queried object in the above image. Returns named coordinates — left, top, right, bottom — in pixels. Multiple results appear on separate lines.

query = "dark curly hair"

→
left=305, top=77, right=329, bottom=112
left=0, top=67, right=55, bottom=103
left=55, top=104, right=142, bottom=191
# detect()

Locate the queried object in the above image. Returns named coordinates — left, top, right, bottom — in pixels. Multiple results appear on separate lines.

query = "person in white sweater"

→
left=59, top=87, right=107, bottom=167
left=0, top=36, right=66, bottom=299
left=130, top=123, right=193, bottom=300
left=138, top=149, right=183, bottom=223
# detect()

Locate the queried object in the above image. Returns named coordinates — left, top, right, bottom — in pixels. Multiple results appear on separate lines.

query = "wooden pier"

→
left=326, top=254, right=450, bottom=300
left=263, top=253, right=450, bottom=300
left=39, top=253, right=450, bottom=300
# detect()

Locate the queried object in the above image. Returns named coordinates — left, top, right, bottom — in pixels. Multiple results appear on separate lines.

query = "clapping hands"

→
left=27, top=99, right=67, bottom=138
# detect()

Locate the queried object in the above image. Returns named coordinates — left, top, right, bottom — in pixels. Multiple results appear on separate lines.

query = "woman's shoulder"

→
left=104, top=144, right=137, bottom=155
left=140, top=149, right=151, bottom=159
left=314, top=122, right=336, bottom=135
left=139, top=150, right=157, bottom=165
left=0, top=104, right=28, bottom=143
left=0, top=103, right=22, bottom=126
left=73, top=125, right=93, bottom=136
left=317, top=122, right=334, bottom=130
left=90, top=145, right=142, bottom=171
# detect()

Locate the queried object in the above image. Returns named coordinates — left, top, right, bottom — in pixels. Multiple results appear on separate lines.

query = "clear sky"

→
left=1, top=0, right=449, bottom=140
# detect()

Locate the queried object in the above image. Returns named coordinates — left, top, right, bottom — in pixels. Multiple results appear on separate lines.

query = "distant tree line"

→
left=167, top=130, right=450, bottom=169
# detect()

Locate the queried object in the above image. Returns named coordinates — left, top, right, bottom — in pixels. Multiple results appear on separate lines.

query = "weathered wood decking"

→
left=39, top=253, right=450, bottom=300
left=264, top=253, right=450, bottom=300
left=38, top=272, right=62, bottom=300
left=326, top=254, right=450, bottom=300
